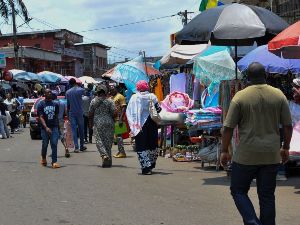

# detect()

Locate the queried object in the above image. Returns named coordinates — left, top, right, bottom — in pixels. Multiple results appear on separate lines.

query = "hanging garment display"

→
left=170, top=72, right=186, bottom=93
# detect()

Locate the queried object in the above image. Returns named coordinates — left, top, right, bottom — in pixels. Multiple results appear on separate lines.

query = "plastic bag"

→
left=63, top=120, right=74, bottom=148
left=198, top=143, right=218, bottom=163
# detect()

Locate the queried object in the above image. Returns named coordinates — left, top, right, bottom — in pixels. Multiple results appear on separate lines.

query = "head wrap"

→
left=136, top=80, right=149, bottom=92
left=97, top=85, right=107, bottom=95
left=293, top=78, right=300, bottom=87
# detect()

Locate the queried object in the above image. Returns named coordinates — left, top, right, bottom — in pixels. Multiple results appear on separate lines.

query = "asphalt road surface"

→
left=0, top=127, right=299, bottom=225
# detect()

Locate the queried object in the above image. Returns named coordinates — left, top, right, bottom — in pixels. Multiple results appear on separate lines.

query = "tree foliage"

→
left=0, top=0, right=30, bottom=23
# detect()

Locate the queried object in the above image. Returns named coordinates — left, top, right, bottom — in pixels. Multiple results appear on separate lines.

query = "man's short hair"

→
left=247, top=62, right=266, bottom=82
left=69, top=78, right=76, bottom=85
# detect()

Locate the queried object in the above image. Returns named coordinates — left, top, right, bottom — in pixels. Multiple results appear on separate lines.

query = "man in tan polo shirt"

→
left=221, top=62, right=293, bottom=225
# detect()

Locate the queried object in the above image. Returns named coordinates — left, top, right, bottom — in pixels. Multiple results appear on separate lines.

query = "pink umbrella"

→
left=65, top=76, right=82, bottom=84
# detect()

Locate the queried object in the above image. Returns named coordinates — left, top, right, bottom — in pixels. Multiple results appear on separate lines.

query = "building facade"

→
left=75, top=43, right=110, bottom=78
left=0, top=29, right=84, bottom=76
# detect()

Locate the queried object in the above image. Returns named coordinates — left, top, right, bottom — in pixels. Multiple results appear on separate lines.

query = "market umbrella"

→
left=39, top=74, right=61, bottom=83
left=103, top=64, right=161, bottom=78
left=78, top=76, right=99, bottom=84
left=193, top=50, right=242, bottom=85
left=37, top=71, right=69, bottom=83
left=238, top=45, right=300, bottom=74
left=268, top=21, right=300, bottom=59
left=111, top=55, right=148, bottom=93
left=0, top=83, right=11, bottom=90
left=160, top=44, right=208, bottom=65
left=12, top=72, right=42, bottom=83
left=65, top=76, right=82, bottom=84
left=9, top=69, right=26, bottom=75
left=176, top=3, right=289, bottom=79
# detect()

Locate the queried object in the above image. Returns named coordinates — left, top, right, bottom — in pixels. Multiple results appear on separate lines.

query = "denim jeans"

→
left=69, top=115, right=84, bottom=150
left=231, top=162, right=278, bottom=225
left=0, top=115, right=10, bottom=138
left=41, top=127, right=58, bottom=164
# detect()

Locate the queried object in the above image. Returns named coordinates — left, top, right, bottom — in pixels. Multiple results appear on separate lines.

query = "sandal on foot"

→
left=80, top=146, right=87, bottom=151
left=52, top=162, right=60, bottom=168
left=65, top=148, right=70, bottom=158
left=102, top=156, right=109, bottom=167
left=41, top=156, right=47, bottom=166
left=74, top=149, right=79, bottom=153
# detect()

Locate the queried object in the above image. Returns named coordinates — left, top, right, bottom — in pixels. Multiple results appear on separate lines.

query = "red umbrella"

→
left=268, top=21, right=300, bottom=59
left=102, top=65, right=161, bottom=78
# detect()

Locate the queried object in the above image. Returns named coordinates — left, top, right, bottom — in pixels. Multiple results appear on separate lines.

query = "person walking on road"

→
left=220, top=62, right=293, bottom=225
left=38, top=89, right=61, bottom=168
left=82, top=89, right=93, bottom=144
left=65, top=78, right=87, bottom=153
left=0, top=97, right=10, bottom=139
left=89, top=85, right=117, bottom=167
left=126, top=80, right=161, bottom=175
left=52, top=92, right=70, bottom=158
left=109, top=86, right=127, bottom=158
left=4, top=92, right=20, bottom=134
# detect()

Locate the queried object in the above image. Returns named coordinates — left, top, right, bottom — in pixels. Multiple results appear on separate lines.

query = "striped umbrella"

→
left=176, top=3, right=289, bottom=78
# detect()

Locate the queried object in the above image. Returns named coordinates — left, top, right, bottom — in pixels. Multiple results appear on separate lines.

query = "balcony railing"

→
left=54, top=47, right=84, bottom=59
left=277, top=0, right=300, bottom=15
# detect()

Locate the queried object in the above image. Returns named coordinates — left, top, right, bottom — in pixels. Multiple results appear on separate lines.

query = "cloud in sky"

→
left=3, top=0, right=202, bottom=62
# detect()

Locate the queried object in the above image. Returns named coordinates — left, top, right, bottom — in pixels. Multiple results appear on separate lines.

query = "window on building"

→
left=100, top=57, right=103, bottom=68
left=54, top=62, right=60, bottom=73
left=103, top=58, right=107, bottom=68
left=35, top=44, right=41, bottom=48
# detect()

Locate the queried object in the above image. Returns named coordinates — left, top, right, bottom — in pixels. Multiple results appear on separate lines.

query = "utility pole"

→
left=143, top=50, right=148, bottom=76
left=12, top=2, right=19, bottom=69
left=178, top=10, right=193, bottom=27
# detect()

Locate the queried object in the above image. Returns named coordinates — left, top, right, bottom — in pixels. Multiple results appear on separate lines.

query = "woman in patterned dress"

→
left=89, top=85, right=117, bottom=167
left=126, top=80, right=162, bottom=175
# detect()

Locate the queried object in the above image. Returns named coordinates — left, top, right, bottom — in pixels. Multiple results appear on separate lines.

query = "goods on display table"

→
left=23, top=99, right=37, bottom=112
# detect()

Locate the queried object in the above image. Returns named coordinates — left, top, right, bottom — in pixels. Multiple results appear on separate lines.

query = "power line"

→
left=74, top=14, right=177, bottom=33
left=31, top=16, right=139, bottom=55
left=187, top=0, right=201, bottom=10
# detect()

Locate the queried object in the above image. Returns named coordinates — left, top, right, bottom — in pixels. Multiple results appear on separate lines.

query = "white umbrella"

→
left=9, top=69, right=26, bottom=75
left=78, top=76, right=99, bottom=83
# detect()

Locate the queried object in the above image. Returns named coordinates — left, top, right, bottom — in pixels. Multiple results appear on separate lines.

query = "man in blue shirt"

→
left=37, top=89, right=60, bottom=168
left=65, top=78, right=87, bottom=153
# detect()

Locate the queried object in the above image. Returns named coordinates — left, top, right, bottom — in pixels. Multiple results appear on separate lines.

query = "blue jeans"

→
left=69, top=115, right=84, bottom=150
left=231, top=162, right=278, bottom=225
left=41, top=127, right=58, bottom=164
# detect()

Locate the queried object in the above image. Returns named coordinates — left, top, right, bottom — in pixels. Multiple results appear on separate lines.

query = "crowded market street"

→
left=0, top=128, right=299, bottom=225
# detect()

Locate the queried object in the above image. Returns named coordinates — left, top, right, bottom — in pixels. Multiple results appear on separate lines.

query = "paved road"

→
left=0, top=127, right=299, bottom=225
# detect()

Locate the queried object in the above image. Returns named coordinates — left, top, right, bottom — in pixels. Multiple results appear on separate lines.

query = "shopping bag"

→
left=5, top=111, right=12, bottom=124
left=63, top=120, right=74, bottom=148
left=148, top=95, right=161, bottom=124
left=115, top=122, right=128, bottom=135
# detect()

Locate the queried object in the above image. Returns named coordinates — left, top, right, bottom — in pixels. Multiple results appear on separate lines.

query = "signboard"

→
left=3, top=71, right=13, bottom=81
left=0, top=53, right=6, bottom=68
left=170, top=31, right=179, bottom=48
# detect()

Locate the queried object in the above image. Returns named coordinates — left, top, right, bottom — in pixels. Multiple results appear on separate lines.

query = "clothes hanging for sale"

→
left=170, top=72, right=186, bottom=93
left=154, top=78, right=164, bottom=103
left=161, top=74, right=171, bottom=99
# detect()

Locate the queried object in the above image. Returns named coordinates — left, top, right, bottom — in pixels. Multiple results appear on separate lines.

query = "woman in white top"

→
left=4, top=93, right=19, bottom=134
left=126, top=80, right=162, bottom=175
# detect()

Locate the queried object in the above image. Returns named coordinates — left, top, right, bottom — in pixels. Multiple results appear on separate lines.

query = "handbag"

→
left=148, top=94, right=161, bottom=124
left=5, top=111, right=12, bottom=124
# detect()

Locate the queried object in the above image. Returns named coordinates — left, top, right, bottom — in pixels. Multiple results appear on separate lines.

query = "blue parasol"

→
left=12, top=72, right=42, bottom=83
left=111, top=55, right=148, bottom=93
left=238, top=44, right=300, bottom=74
left=39, top=73, right=61, bottom=83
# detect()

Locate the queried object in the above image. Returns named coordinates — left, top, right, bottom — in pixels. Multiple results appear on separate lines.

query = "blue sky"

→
left=1, top=0, right=203, bottom=63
